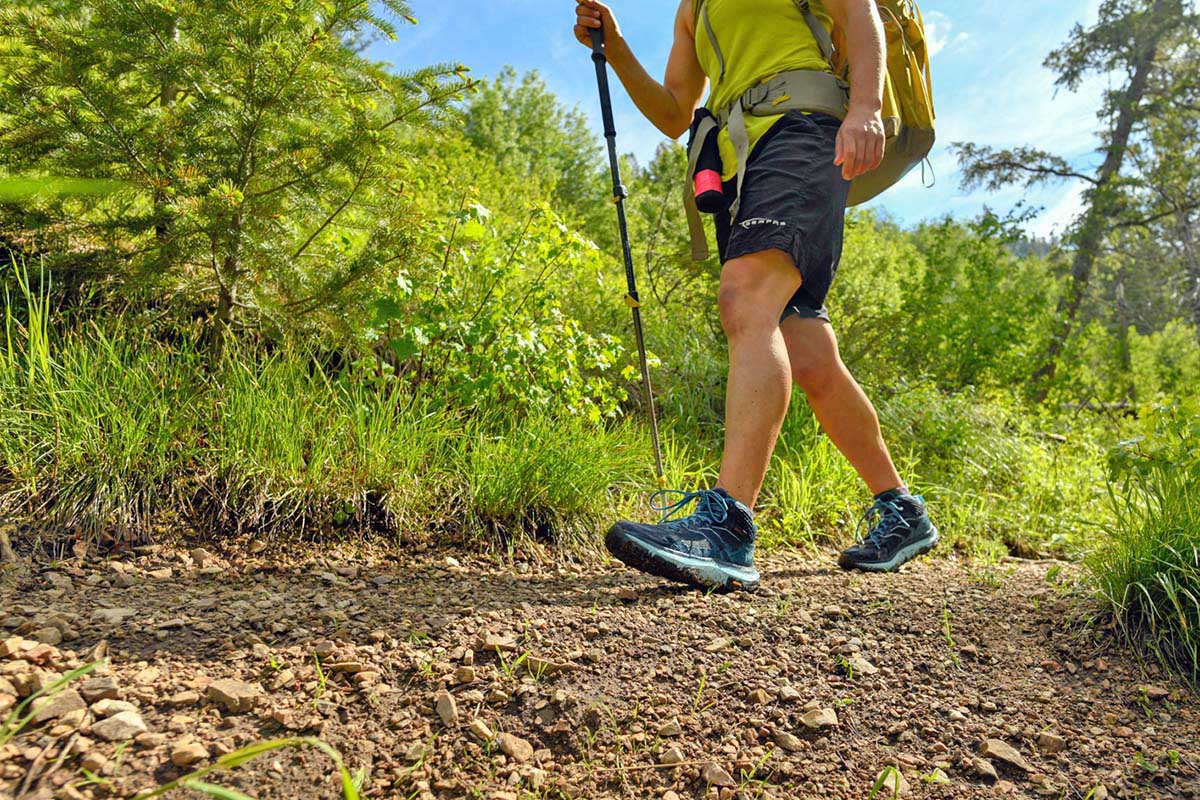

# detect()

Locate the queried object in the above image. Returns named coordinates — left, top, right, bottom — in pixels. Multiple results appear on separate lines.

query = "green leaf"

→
left=181, top=780, right=257, bottom=800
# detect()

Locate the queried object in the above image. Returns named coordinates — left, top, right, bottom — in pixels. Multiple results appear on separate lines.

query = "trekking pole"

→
left=589, top=25, right=667, bottom=489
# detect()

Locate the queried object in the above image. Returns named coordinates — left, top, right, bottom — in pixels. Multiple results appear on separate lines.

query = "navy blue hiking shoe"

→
left=605, top=488, right=760, bottom=592
left=838, top=491, right=939, bottom=573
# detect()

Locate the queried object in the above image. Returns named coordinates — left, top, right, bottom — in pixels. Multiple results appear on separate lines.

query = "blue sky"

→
left=371, top=1, right=1107, bottom=237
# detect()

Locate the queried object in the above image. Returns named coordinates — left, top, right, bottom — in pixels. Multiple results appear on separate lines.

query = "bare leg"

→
left=781, top=315, right=904, bottom=496
left=714, top=250, right=803, bottom=509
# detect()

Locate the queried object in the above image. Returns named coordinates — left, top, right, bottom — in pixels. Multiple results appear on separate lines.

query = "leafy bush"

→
left=1089, top=401, right=1200, bottom=685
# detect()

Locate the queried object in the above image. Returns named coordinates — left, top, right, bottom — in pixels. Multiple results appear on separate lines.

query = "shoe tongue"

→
left=713, top=488, right=755, bottom=521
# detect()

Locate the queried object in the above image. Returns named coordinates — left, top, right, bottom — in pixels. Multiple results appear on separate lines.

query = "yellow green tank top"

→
left=693, top=0, right=834, bottom=180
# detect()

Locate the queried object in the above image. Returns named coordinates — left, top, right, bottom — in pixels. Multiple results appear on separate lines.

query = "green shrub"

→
left=1088, top=401, right=1200, bottom=685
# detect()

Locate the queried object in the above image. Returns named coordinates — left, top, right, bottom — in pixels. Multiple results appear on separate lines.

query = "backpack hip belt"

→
left=684, top=69, right=851, bottom=261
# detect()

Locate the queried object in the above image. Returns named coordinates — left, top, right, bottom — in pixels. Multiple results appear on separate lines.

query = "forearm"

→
left=605, top=37, right=693, bottom=138
left=842, top=3, right=885, bottom=113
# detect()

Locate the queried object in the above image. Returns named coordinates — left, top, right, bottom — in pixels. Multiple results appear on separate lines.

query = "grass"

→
left=1087, top=403, right=1200, bottom=686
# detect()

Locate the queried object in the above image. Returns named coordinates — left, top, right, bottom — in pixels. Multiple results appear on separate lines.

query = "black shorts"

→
left=715, top=111, right=850, bottom=322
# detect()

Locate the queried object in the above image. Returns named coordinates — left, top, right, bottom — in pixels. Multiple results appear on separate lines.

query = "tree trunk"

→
left=1029, top=1, right=1168, bottom=403
left=1115, top=274, right=1135, bottom=402
left=1179, top=213, right=1200, bottom=346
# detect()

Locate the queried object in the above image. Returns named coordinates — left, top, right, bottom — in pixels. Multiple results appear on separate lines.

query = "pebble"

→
left=435, top=690, right=459, bottom=727
left=701, top=762, right=735, bottom=787
left=91, top=698, right=139, bottom=718
left=778, top=685, right=801, bottom=702
left=973, top=757, right=999, bottom=783
left=774, top=731, right=803, bottom=752
left=981, top=739, right=1030, bottom=772
left=207, top=679, right=263, bottom=713
left=878, top=767, right=910, bottom=797
left=657, top=719, right=683, bottom=737
left=453, top=666, right=476, bottom=684
left=617, top=588, right=638, bottom=603
left=800, top=708, right=838, bottom=729
left=1037, top=731, right=1067, bottom=755
left=497, top=732, right=534, bottom=763
left=32, top=689, right=87, bottom=723
left=171, top=741, right=210, bottom=767
left=468, top=719, right=494, bottom=742
left=660, top=747, right=685, bottom=765
left=91, top=710, right=147, bottom=741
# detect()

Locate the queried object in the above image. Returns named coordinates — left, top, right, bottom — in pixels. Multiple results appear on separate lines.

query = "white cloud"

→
left=923, top=11, right=971, bottom=58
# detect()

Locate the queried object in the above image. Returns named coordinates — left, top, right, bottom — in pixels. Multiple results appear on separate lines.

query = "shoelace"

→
left=856, top=498, right=913, bottom=550
left=649, top=489, right=731, bottom=528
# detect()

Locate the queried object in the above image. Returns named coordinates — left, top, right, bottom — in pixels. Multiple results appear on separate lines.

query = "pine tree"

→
left=0, top=0, right=476, bottom=348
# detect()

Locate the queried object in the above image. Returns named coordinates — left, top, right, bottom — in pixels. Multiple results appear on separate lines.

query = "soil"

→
left=1, top=541, right=1196, bottom=800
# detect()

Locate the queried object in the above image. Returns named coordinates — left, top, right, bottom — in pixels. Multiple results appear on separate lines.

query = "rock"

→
left=1114, top=726, right=1134, bottom=738
left=171, top=741, right=210, bottom=767
left=32, top=627, right=62, bottom=646
left=778, top=685, right=801, bottom=702
left=206, top=679, right=263, bottom=713
left=927, top=768, right=951, bottom=785
left=497, top=732, right=534, bottom=763
left=468, top=719, right=494, bottom=742
left=823, top=605, right=844, bottom=619
left=657, top=719, right=683, bottom=737
left=170, top=690, right=200, bottom=707
left=453, top=666, right=476, bottom=685
left=703, top=637, right=731, bottom=653
left=747, top=688, right=771, bottom=705
left=80, top=751, right=109, bottom=775
left=79, top=676, right=120, bottom=703
left=1037, top=732, right=1067, bottom=755
left=660, top=747, right=685, bottom=766
left=189, top=548, right=215, bottom=568
left=981, top=739, right=1031, bottom=772
left=91, top=710, right=147, bottom=741
left=663, top=792, right=680, bottom=800
left=701, top=762, right=735, bottom=788
left=972, top=758, right=999, bottom=783
left=800, top=708, right=838, bottom=730
left=1091, top=785, right=1109, bottom=800
left=477, top=634, right=518, bottom=653
left=32, top=689, right=87, bottom=723
left=774, top=731, right=803, bottom=753
left=435, top=691, right=458, bottom=727
left=849, top=654, right=880, bottom=676
left=147, top=568, right=173, bottom=580
left=877, top=767, right=909, bottom=797
left=91, top=699, right=138, bottom=718
left=1138, top=684, right=1169, bottom=700
left=617, top=588, right=638, bottom=603
left=0, top=637, right=26, bottom=658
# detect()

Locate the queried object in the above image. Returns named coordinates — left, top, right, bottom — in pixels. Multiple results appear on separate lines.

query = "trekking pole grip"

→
left=589, top=25, right=606, bottom=60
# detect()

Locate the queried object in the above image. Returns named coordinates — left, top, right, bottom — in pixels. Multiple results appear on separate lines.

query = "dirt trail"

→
left=1, top=543, right=1196, bottom=800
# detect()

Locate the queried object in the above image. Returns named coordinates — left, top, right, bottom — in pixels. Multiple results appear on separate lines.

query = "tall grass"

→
left=1088, top=403, right=1200, bottom=686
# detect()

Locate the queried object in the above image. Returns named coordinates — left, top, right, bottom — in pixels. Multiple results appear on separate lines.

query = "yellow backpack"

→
left=688, top=0, right=936, bottom=211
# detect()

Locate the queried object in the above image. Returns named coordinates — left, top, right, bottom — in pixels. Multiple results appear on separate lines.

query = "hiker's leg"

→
left=781, top=315, right=905, bottom=495
left=715, top=248, right=803, bottom=509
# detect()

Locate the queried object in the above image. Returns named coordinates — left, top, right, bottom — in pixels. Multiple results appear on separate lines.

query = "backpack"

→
left=685, top=0, right=936, bottom=256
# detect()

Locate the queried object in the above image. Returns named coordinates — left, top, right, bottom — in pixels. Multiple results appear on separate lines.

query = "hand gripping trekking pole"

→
left=589, top=26, right=666, bottom=489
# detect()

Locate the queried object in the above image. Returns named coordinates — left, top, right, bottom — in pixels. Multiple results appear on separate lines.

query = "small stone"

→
left=32, top=627, right=62, bottom=646
left=147, top=568, right=173, bottom=580
left=663, top=792, right=680, bottom=800
left=747, top=688, right=771, bottom=705
left=981, top=739, right=1031, bottom=772
left=435, top=690, right=458, bottom=727
left=79, top=677, right=120, bottom=703
left=91, top=710, right=147, bottom=742
left=170, top=690, right=200, bottom=707
left=701, top=762, right=735, bottom=788
left=171, top=741, right=210, bottom=767
left=453, top=666, right=476, bottom=685
left=704, top=637, right=731, bottom=653
left=32, top=689, right=87, bottom=723
left=1138, top=685, right=1169, bottom=700
left=1037, top=732, right=1066, bottom=755
left=496, top=732, right=534, bottom=763
left=657, top=719, right=683, bottom=737
left=468, top=719, right=494, bottom=742
left=849, top=653, right=880, bottom=676
left=973, top=758, right=999, bottom=783
left=617, top=588, right=638, bottom=603
left=877, top=767, right=909, bottom=797
left=206, top=679, right=263, bottom=713
left=80, top=751, right=109, bottom=775
left=1091, top=785, right=1109, bottom=800
left=778, top=685, right=801, bottom=702
left=91, top=699, right=138, bottom=718
left=823, top=605, right=844, bottom=619
left=800, top=708, right=838, bottom=729
left=477, top=634, right=518, bottom=653
left=1114, top=726, right=1134, bottom=738
left=189, top=547, right=215, bottom=568
left=312, top=640, right=336, bottom=658
left=660, top=747, right=685, bottom=766
left=927, top=768, right=951, bottom=785
left=774, top=730, right=803, bottom=752
left=0, top=637, right=25, bottom=658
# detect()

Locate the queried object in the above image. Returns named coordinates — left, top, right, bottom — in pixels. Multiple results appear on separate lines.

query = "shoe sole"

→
left=840, top=527, right=940, bottom=573
left=605, top=525, right=760, bottom=593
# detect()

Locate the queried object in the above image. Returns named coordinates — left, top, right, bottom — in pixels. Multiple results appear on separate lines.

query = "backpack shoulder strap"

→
left=793, top=0, right=835, bottom=64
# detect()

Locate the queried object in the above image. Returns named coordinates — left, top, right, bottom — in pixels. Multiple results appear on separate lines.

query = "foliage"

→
left=0, top=0, right=474, bottom=341
left=1089, top=401, right=1200, bottom=685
